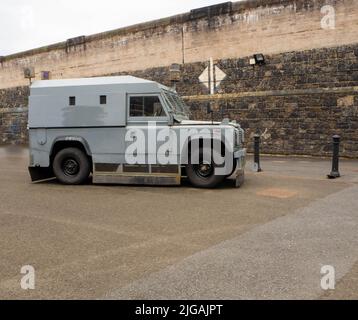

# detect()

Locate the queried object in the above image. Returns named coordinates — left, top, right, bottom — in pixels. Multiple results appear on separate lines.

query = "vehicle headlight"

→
left=240, top=128, right=245, bottom=143
left=234, top=129, right=245, bottom=146
left=235, top=130, right=241, bottom=146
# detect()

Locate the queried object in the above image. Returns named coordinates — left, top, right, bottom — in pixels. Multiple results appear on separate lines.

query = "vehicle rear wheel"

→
left=53, top=148, right=90, bottom=185
left=186, top=147, right=226, bottom=188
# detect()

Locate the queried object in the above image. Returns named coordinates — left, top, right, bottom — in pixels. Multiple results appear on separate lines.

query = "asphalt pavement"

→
left=0, top=146, right=357, bottom=299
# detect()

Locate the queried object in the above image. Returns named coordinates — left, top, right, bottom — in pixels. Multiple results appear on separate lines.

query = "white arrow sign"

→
left=199, top=57, right=227, bottom=95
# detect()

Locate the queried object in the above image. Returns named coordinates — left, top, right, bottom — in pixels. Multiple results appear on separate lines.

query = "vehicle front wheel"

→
left=52, top=148, right=90, bottom=185
left=186, top=148, right=226, bottom=188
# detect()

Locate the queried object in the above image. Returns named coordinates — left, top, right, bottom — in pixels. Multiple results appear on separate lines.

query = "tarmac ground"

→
left=0, top=145, right=357, bottom=299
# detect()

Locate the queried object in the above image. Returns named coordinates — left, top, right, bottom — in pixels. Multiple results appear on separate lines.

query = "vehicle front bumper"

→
left=233, top=148, right=246, bottom=188
left=234, top=148, right=246, bottom=168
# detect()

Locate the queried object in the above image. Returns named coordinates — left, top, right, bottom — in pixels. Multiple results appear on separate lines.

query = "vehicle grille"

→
left=235, top=128, right=245, bottom=146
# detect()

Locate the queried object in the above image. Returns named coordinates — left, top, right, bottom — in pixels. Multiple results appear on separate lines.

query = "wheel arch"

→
left=50, top=137, right=92, bottom=164
left=180, top=137, right=227, bottom=165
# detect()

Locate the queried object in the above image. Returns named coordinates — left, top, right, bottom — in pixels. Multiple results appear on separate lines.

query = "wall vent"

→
left=41, top=71, right=50, bottom=80
left=23, top=67, right=35, bottom=79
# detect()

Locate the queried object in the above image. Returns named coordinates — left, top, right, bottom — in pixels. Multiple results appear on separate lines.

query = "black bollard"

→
left=253, top=134, right=262, bottom=172
left=328, top=135, right=341, bottom=179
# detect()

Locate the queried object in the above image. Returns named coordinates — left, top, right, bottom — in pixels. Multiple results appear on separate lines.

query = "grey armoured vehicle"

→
left=28, top=76, right=246, bottom=188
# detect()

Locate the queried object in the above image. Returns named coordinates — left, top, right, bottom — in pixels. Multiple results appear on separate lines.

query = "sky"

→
left=0, top=0, right=227, bottom=56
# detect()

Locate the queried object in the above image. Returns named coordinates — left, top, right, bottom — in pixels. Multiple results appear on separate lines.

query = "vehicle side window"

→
left=130, top=96, right=165, bottom=117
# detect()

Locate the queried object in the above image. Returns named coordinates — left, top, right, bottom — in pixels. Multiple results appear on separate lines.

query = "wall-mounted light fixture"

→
left=24, top=67, right=35, bottom=85
left=250, top=54, right=266, bottom=66
left=169, top=63, right=181, bottom=90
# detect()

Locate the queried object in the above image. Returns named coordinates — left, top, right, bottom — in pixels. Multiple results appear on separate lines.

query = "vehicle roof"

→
left=31, top=76, right=156, bottom=88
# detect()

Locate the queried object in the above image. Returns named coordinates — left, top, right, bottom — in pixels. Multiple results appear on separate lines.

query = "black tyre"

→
left=52, top=148, right=90, bottom=185
left=186, top=147, right=226, bottom=188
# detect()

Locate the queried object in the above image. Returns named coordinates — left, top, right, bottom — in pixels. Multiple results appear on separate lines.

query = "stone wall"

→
left=0, top=0, right=358, bottom=157
left=1, top=0, right=358, bottom=89
left=0, top=108, right=28, bottom=145
left=1, top=43, right=357, bottom=157
left=0, top=87, right=29, bottom=144
left=116, top=43, right=358, bottom=157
